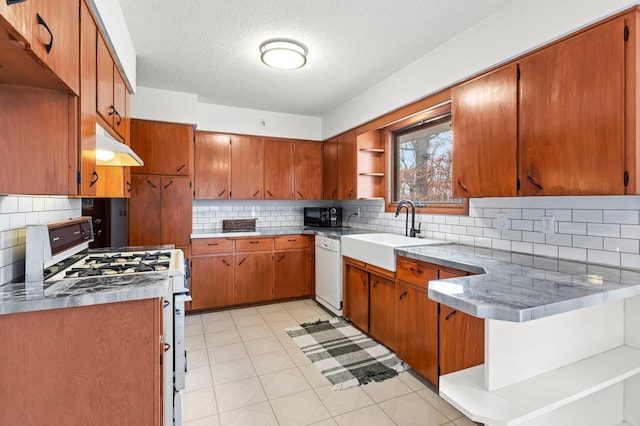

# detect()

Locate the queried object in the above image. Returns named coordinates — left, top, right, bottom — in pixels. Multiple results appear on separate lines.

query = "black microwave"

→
left=304, top=207, right=342, bottom=227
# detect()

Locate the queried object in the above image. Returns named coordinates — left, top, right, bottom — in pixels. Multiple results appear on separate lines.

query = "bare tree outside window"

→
left=394, top=115, right=462, bottom=205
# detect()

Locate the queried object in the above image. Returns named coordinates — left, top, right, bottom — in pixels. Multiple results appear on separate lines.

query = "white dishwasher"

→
left=315, top=235, right=343, bottom=316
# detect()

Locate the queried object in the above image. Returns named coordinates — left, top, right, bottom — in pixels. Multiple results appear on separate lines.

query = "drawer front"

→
left=235, top=238, right=274, bottom=252
left=396, top=257, right=438, bottom=288
left=192, top=238, right=233, bottom=255
left=274, top=235, right=308, bottom=250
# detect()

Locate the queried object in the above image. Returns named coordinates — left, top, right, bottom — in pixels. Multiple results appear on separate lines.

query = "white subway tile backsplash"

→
left=492, top=239, right=511, bottom=251
left=587, top=249, right=620, bottom=267
left=511, top=241, right=533, bottom=254
left=0, top=196, right=19, bottom=214
left=475, top=237, right=492, bottom=248
left=439, top=224, right=453, bottom=234
left=501, top=230, right=522, bottom=241
left=502, top=208, right=522, bottom=220
left=511, top=220, right=533, bottom=232
left=558, top=221, right=587, bottom=235
left=621, top=253, right=640, bottom=269
left=622, top=225, right=640, bottom=239
left=604, top=210, right=640, bottom=225
left=475, top=217, right=492, bottom=228
left=558, top=246, right=587, bottom=262
left=533, top=243, right=558, bottom=258
left=445, top=216, right=460, bottom=225
left=573, top=210, right=602, bottom=223
left=522, top=209, right=544, bottom=220
left=545, top=209, right=572, bottom=221
left=522, top=231, right=545, bottom=244
left=545, top=233, right=572, bottom=247
left=459, top=216, right=475, bottom=227
left=603, top=238, right=639, bottom=254
left=573, top=235, right=603, bottom=250
left=587, top=223, right=621, bottom=238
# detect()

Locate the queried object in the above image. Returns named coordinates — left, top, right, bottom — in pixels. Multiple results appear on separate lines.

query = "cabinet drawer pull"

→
left=399, top=291, right=407, bottom=300
left=217, top=189, right=226, bottom=197
left=252, top=190, right=260, bottom=197
left=36, top=13, right=53, bottom=53
left=222, top=259, right=231, bottom=266
left=249, top=241, right=259, bottom=245
left=176, top=164, right=186, bottom=172
left=266, top=190, right=274, bottom=198
left=207, top=243, right=218, bottom=246
left=287, top=239, right=297, bottom=242
left=147, top=179, right=157, bottom=189
left=163, top=180, right=174, bottom=189
left=457, top=180, right=468, bottom=193
left=527, top=175, right=543, bottom=190
left=409, top=267, right=423, bottom=274
left=445, top=310, right=458, bottom=321
left=89, top=170, right=99, bottom=187
left=238, top=257, right=247, bottom=266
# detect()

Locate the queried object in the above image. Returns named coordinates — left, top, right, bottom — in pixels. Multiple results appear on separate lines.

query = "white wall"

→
left=321, top=0, right=639, bottom=138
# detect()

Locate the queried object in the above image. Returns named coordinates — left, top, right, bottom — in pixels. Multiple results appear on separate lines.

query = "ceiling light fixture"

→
left=260, top=39, right=307, bottom=70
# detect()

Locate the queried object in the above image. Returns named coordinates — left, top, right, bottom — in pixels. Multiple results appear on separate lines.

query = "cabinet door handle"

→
left=457, top=180, right=468, bottom=193
left=217, top=189, right=226, bottom=197
left=163, top=343, right=171, bottom=352
left=108, top=105, right=116, bottom=117
left=360, top=275, right=367, bottom=286
left=114, top=110, right=122, bottom=126
left=277, top=254, right=285, bottom=262
left=147, top=179, right=157, bottom=189
left=297, top=190, right=304, bottom=198
left=399, top=291, right=407, bottom=300
left=266, top=190, right=274, bottom=198
left=372, top=279, right=379, bottom=289
left=527, top=175, right=543, bottom=190
left=222, top=259, right=231, bottom=266
left=89, top=170, right=99, bottom=187
left=252, top=190, right=260, bottom=198
left=163, top=180, right=174, bottom=189
left=126, top=181, right=132, bottom=193
left=445, top=310, right=458, bottom=321
left=332, top=190, right=337, bottom=198
left=348, top=189, right=354, bottom=198
left=238, top=257, right=247, bottom=266
left=409, top=267, right=423, bottom=274
left=36, top=13, right=53, bottom=53
left=7, top=0, right=28, bottom=5
left=163, top=300, right=170, bottom=308
left=176, top=164, right=186, bottom=172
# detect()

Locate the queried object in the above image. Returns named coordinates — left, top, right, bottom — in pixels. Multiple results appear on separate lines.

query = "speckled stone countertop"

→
left=396, top=244, right=640, bottom=322
left=0, top=245, right=176, bottom=316
left=191, top=226, right=371, bottom=240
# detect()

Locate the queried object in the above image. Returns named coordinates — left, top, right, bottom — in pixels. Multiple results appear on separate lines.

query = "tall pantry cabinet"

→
left=127, top=119, right=194, bottom=253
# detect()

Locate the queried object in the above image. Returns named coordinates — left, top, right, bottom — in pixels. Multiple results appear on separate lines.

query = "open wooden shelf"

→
left=358, top=148, right=385, bottom=153
left=358, top=172, right=384, bottom=176
left=439, top=345, right=640, bottom=426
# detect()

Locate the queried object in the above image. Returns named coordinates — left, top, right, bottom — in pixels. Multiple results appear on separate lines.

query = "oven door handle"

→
left=174, top=293, right=192, bottom=303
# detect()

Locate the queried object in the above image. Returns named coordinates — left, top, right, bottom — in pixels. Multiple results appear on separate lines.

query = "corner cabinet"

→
left=452, top=10, right=639, bottom=197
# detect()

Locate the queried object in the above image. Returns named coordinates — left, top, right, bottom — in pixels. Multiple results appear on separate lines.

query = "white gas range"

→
left=25, top=217, right=190, bottom=426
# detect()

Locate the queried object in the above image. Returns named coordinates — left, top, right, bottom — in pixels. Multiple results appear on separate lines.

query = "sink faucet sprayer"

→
left=395, top=200, right=421, bottom=237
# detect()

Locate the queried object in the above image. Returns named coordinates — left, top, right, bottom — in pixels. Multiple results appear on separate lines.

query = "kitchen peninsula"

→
left=397, top=244, right=640, bottom=426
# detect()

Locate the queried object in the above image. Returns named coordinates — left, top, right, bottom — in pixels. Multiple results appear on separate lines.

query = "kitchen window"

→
left=385, top=101, right=467, bottom=215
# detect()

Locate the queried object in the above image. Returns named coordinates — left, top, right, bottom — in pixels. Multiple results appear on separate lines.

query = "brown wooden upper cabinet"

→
left=195, top=132, right=231, bottom=199
left=264, top=139, right=294, bottom=199
left=337, top=130, right=357, bottom=199
left=97, top=34, right=128, bottom=140
left=130, top=119, right=193, bottom=176
left=0, top=0, right=79, bottom=95
left=452, top=12, right=635, bottom=197
left=294, top=141, right=323, bottom=200
left=231, top=136, right=264, bottom=199
left=322, top=139, right=339, bottom=200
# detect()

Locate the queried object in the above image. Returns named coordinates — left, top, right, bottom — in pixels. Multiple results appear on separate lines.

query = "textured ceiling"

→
left=118, top=0, right=515, bottom=116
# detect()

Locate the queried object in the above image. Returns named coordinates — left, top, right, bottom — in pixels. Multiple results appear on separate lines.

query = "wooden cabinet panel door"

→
left=294, top=141, right=323, bottom=200
left=78, top=0, right=97, bottom=196
left=345, top=264, right=369, bottom=332
left=395, top=283, right=439, bottom=386
left=322, top=140, right=338, bottom=200
left=30, top=0, right=80, bottom=94
left=274, top=250, right=309, bottom=299
left=95, top=166, right=125, bottom=198
left=160, top=176, right=192, bottom=247
left=439, top=304, right=484, bottom=376
left=0, top=0, right=31, bottom=46
left=191, top=255, right=234, bottom=310
left=128, top=175, right=161, bottom=246
left=195, top=133, right=230, bottom=199
left=235, top=253, right=273, bottom=304
left=112, top=68, right=127, bottom=139
left=337, top=131, right=357, bottom=199
left=519, top=18, right=625, bottom=196
left=96, top=33, right=114, bottom=126
left=264, top=139, right=293, bottom=199
left=451, top=63, right=518, bottom=197
left=369, top=274, right=396, bottom=349
left=130, top=120, right=193, bottom=176
left=231, top=136, right=264, bottom=199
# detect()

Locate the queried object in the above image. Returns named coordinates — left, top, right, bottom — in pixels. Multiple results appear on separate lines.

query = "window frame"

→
left=383, top=101, right=469, bottom=216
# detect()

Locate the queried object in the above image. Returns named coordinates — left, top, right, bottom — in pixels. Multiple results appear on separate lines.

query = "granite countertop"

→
left=396, top=244, right=640, bottom=322
left=191, top=226, right=371, bottom=239
left=0, top=245, right=176, bottom=316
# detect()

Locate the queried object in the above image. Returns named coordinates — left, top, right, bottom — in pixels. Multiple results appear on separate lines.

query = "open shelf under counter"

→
left=358, top=172, right=385, bottom=176
left=358, top=148, right=385, bottom=153
left=440, top=345, right=640, bottom=426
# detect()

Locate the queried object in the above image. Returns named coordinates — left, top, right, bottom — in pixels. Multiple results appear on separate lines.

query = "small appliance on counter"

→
left=304, top=207, right=342, bottom=228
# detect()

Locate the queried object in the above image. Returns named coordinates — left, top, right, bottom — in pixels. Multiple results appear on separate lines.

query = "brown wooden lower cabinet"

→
left=190, top=235, right=311, bottom=311
left=369, top=273, right=396, bottom=350
left=344, top=261, right=369, bottom=332
left=0, top=298, right=163, bottom=425
left=439, top=304, right=485, bottom=376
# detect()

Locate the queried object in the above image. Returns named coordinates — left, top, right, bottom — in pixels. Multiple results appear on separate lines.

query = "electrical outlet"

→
left=542, top=216, right=555, bottom=234
left=496, top=213, right=508, bottom=231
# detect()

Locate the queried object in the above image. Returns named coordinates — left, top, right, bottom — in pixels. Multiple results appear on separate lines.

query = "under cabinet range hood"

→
left=95, top=124, right=144, bottom=167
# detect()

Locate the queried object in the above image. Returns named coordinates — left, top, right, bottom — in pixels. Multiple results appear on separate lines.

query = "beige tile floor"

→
left=183, top=299, right=480, bottom=426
